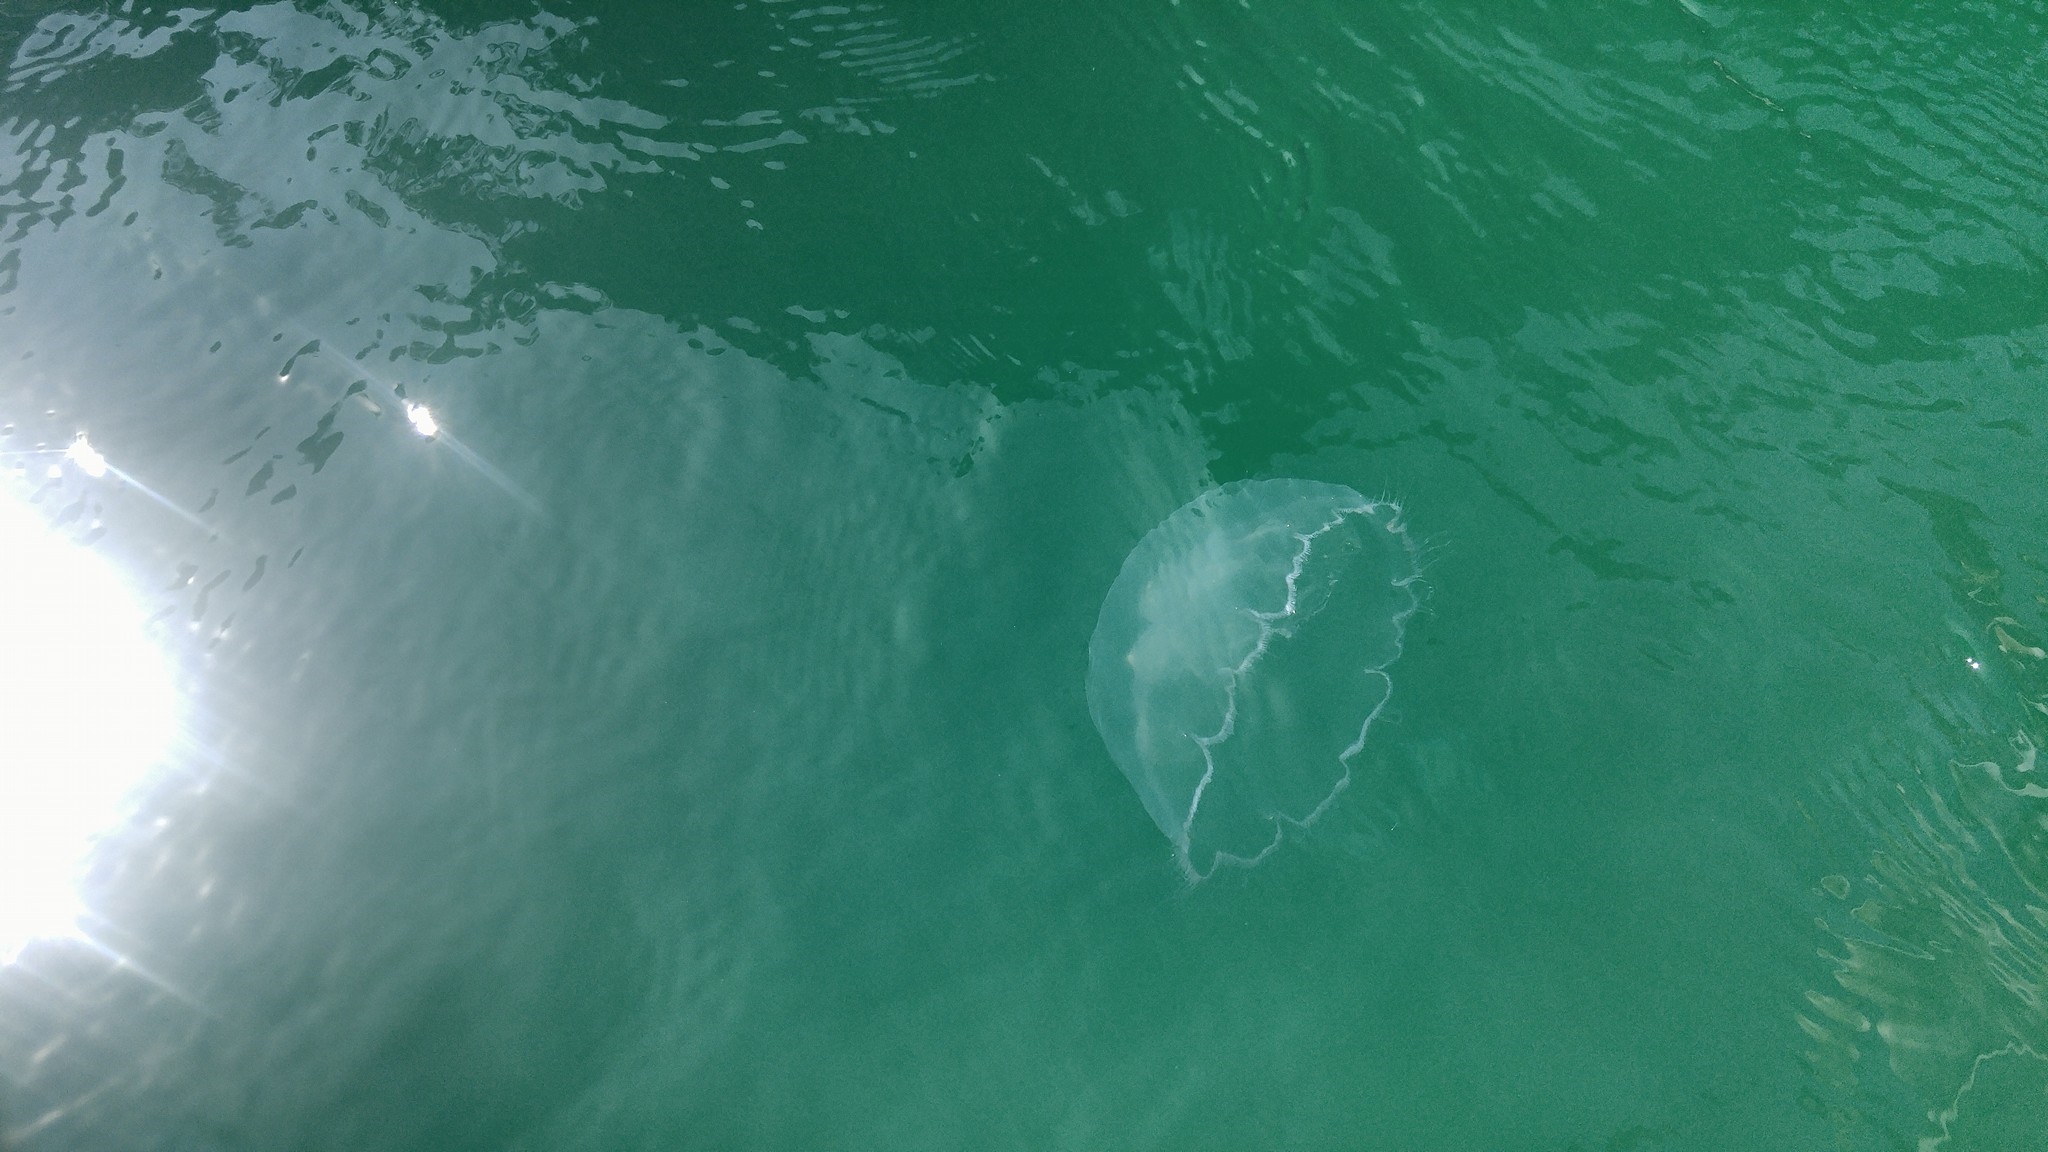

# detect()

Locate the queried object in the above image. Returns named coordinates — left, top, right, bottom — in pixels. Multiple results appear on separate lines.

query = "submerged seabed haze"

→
left=3, top=1, right=2047, bottom=1148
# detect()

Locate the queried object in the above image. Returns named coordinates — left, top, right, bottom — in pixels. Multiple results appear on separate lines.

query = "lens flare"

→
left=0, top=489, right=177, bottom=963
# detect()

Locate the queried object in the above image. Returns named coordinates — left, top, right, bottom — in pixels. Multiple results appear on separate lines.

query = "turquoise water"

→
left=2, top=1, right=2047, bottom=1147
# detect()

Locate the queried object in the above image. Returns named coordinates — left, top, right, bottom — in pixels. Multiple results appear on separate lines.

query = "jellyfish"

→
left=1086, top=478, right=1422, bottom=882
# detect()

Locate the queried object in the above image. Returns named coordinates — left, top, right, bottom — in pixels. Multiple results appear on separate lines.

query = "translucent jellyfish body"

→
left=1086, top=479, right=1422, bottom=882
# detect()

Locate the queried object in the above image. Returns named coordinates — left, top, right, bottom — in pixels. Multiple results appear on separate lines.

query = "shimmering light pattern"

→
left=0, top=487, right=177, bottom=964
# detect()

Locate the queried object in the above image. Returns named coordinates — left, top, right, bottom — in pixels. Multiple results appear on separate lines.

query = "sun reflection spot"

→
left=64, top=435, right=109, bottom=479
left=0, top=490, right=176, bottom=964
left=404, top=402, right=439, bottom=438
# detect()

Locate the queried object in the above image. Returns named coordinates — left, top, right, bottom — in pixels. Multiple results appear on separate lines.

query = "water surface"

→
left=3, top=1, right=2047, bottom=1148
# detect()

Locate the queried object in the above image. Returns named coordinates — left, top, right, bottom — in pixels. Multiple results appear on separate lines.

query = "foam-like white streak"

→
left=1174, top=497, right=1424, bottom=884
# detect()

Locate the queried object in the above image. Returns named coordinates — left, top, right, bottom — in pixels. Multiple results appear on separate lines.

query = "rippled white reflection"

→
left=0, top=488, right=176, bottom=964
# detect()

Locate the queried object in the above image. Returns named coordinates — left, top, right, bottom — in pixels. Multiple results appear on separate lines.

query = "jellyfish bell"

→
left=1086, top=478, right=1422, bottom=882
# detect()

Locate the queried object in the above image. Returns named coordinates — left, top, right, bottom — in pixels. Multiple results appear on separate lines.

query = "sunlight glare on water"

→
left=0, top=475, right=177, bottom=965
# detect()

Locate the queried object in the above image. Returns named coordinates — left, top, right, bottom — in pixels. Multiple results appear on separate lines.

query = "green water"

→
left=2, top=0, right=2046, bottom=1147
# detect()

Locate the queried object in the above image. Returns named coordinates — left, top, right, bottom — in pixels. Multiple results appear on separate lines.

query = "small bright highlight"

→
left=404, top=402, right=439, bottom=438
left=0, top=489, right=176, bottom=964
left=64, top=434, right=109, bottom=479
